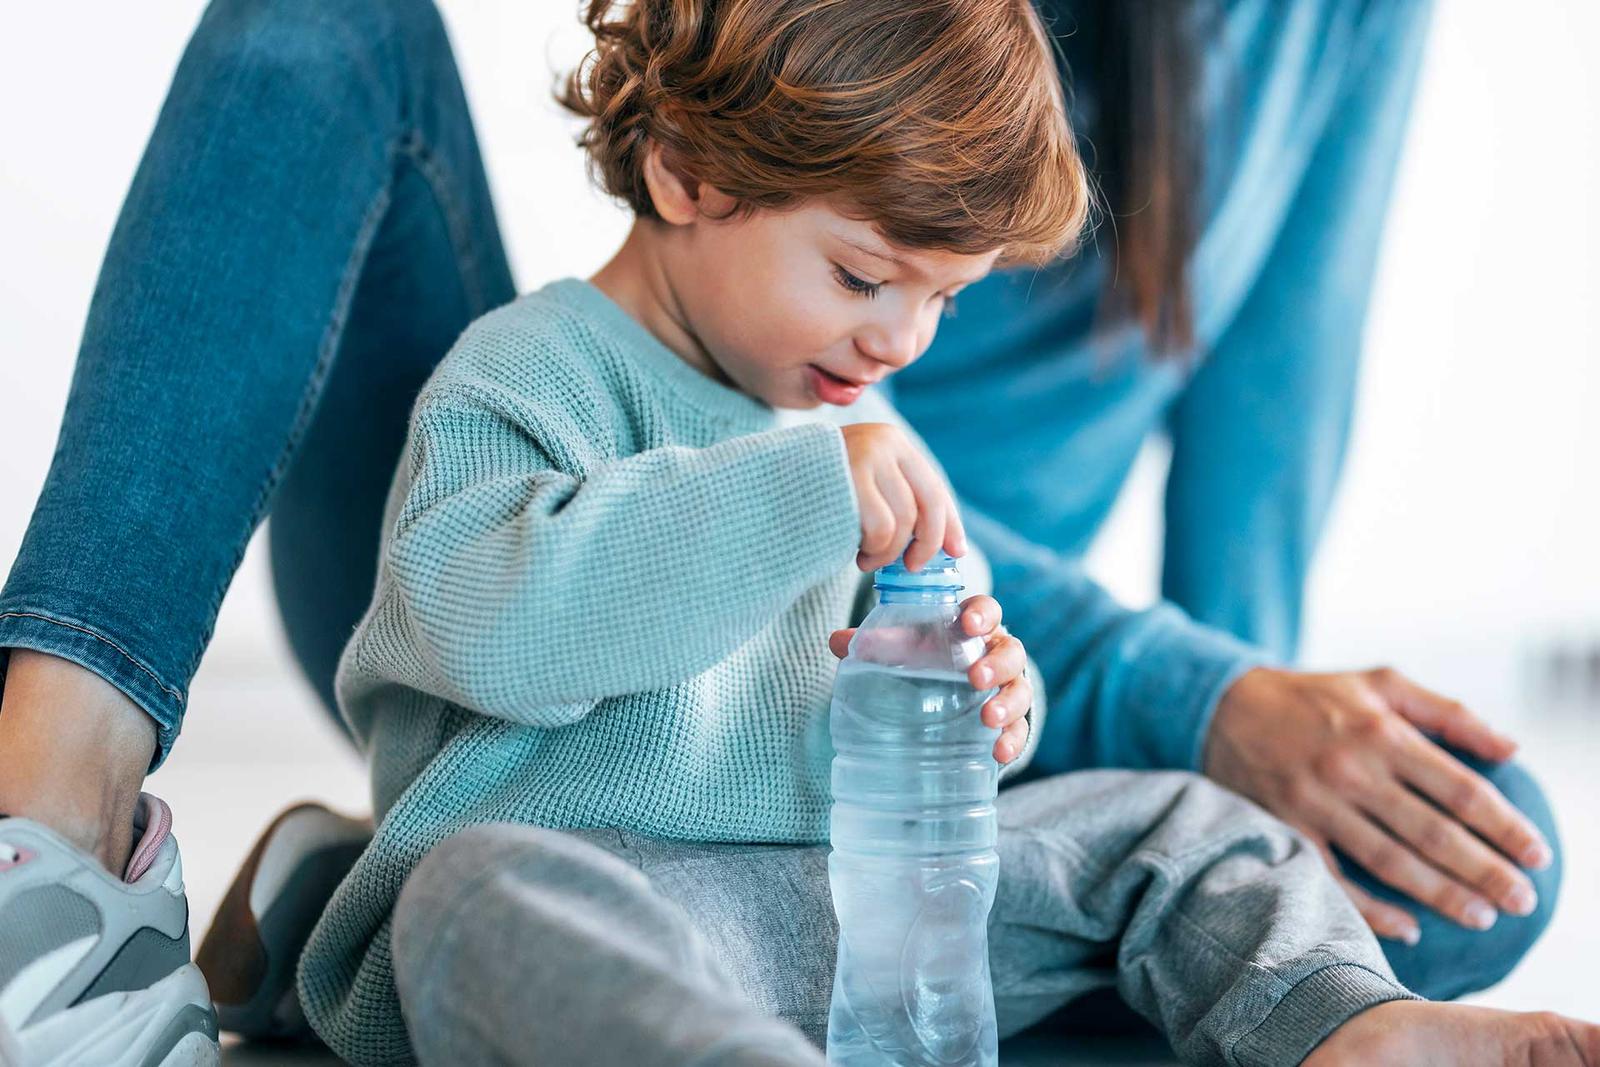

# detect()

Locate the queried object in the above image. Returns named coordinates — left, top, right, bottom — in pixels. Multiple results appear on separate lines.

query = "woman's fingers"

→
left=960, top=595, right=1001, bottom=636
left=969, top=633, right=1025, bottom=691
left=1309, top=836, right=1421, bottom=944
left=1397, top=738, right=1553, bottom=871
left=1371, top=668, right=1518, bottom=762
left=1359, top=782, right=1538, bottom=917
left=1313, top=789, right=1500, bottom=931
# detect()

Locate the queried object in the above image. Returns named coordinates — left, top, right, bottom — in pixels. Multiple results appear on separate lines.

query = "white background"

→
left=1, top=0, right=1598, bottom=1034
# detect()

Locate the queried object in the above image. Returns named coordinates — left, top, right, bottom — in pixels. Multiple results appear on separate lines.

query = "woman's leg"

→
left=0, top=0, right=512, bottom=812
left=390, top=824, right=824, bottom=1067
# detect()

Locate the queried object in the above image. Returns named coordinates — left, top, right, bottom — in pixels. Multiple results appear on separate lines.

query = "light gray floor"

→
left=153, top=650, right=1597, bottom=1066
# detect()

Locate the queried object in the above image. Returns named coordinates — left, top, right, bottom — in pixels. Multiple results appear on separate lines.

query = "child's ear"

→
left=642, top=141, right=733, bottom=224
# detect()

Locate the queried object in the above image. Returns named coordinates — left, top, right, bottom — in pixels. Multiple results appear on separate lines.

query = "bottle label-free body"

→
left=827, top=655, right=1000, bottom=1066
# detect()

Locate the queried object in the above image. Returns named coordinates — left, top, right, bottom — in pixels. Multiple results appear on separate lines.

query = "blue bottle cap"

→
left=874, top=549, right=964, bottom=591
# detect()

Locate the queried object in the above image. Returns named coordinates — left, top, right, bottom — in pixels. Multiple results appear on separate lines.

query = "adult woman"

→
left=0, top=0, right=1557, bottom=1027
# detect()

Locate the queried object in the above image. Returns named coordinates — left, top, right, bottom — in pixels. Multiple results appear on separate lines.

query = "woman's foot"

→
left=1308, top=1000, right=1600, bottom=1065
left=0, top=649, right=155, bottom=872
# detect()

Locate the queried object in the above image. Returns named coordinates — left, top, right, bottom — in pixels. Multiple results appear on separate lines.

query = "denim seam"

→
left=182, top=175, right=395, bottom=688
left=0, top=611, right=185, bottom=703
left=396, top=131, right=490, bottom=315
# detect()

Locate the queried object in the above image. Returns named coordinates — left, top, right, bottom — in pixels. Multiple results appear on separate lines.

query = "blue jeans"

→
left=0, top=0, right=1558, bottom=1003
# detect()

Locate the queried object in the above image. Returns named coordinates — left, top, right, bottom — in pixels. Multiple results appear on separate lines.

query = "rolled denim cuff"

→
left=0, top=608, right=183, bottom=771
left=1232, top=962, right=1418, bottom=1066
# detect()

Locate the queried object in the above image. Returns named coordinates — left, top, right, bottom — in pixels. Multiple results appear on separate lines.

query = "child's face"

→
left=671, top=198, right=1000, bottom=409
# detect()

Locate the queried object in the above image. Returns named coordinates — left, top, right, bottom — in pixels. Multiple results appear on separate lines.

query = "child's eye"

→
left=832, top=264, right=882, bottom=299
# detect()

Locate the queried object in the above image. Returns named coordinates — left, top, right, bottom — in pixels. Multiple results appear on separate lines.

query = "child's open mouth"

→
left=807, top=364, right=866, bottom=405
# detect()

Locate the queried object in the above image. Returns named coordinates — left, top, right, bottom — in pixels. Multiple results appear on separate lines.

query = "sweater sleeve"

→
left=965, top=506, right=1272, bottom=774
left=380, top=391, right=861, bottom=725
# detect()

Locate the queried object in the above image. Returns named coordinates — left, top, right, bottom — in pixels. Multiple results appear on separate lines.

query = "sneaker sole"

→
left=9, top=963, right=219, bottom=1067
left=195, top=803, right=369, bottom=1042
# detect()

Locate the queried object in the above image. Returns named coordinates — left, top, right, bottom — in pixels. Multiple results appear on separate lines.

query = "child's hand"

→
left=840, top=423, right=967, bottom=573
left=827, top=594, right=1033, bottom=765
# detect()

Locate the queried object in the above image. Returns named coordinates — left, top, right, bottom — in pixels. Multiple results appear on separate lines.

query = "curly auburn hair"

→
left=559, top=0, right=1089, bottom=267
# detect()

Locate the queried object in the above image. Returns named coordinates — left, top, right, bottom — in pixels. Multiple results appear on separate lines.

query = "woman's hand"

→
left=840, top=423, right=966, bottom=572
left=828, top=594, right=1032, bottom=765
left=1204, top=666, right=1553, bottom=944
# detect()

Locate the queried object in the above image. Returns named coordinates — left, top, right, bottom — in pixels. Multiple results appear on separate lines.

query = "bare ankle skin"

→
left=1307, top=1000, right=1600, bottom=1066
left=0, top=649, right=156, bottom=873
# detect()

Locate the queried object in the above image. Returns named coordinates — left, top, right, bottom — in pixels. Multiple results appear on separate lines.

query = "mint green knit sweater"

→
left=295, top=279, right=1023, bottom=1063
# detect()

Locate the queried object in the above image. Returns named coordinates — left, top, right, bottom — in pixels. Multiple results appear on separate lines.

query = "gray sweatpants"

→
left=388, top=771, right=1415, bottom=1067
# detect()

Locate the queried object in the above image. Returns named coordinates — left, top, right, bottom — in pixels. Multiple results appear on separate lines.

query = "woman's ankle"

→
left=0, top=649, right=156, bottom=873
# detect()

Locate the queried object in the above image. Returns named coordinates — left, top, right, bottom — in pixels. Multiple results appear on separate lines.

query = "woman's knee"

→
left=1457, top=757, right=1563, bottom=988
left=187, top=0, right=447, bottom=100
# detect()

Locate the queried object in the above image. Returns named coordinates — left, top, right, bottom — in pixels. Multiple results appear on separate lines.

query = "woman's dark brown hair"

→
left=560, top=0, right=1091, bottom=267
left=1063, top=0, right=1216, bottom=354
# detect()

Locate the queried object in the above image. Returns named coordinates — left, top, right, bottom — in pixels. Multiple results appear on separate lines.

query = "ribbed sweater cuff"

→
left=1232, top=963, right=1418, bottom=1066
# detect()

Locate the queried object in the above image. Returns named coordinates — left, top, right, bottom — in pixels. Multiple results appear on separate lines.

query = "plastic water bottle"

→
left=826, top=550, right=1001, bottom=1066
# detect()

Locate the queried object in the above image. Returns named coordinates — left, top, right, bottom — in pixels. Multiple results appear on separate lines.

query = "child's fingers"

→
left=960, top=596, right=1001, bottom=636
left=995, top=716, right=1030, bottom=764
left=856, top=471, right=913, bottom=571
left=828, top=628, right=856, bottom=659
left=904, top=474, right=947, bottom=573
left=969, top=633, right=1026, bottom=690
left=981, top=675, right=1031, bottom=729
left=900, top=453, right=957, bottom=572
left=874, top=464, right=917, bottom=559
left=854, top=481, right=896, bottom=571
left=944, top=500, right=968, bottom=558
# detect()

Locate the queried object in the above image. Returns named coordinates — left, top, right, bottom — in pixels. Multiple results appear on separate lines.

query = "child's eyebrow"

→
left=835, top=233, right=992, bottom=289
left=836, top=234, right=907, bottom=271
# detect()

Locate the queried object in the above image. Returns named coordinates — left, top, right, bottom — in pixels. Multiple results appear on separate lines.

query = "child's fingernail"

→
left=1523, top=842, right=1552, bottom=869
left=1464, top=901, right=1497, bottom=930
left=975, top=666, right=992, bottom=686
left=1398, top=924, right=1421, bottom=946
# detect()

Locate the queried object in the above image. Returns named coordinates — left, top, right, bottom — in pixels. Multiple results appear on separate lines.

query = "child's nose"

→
left=856, top=320, right=920, bottom=369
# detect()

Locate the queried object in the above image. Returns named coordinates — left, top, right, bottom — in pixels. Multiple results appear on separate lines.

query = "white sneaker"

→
left=0, top=793, right=219, bottom=1067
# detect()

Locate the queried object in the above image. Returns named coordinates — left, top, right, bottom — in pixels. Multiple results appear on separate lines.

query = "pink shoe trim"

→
left=0, top=846, right=35, bottom=873
left=123, top=793, right=173, bottom=883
